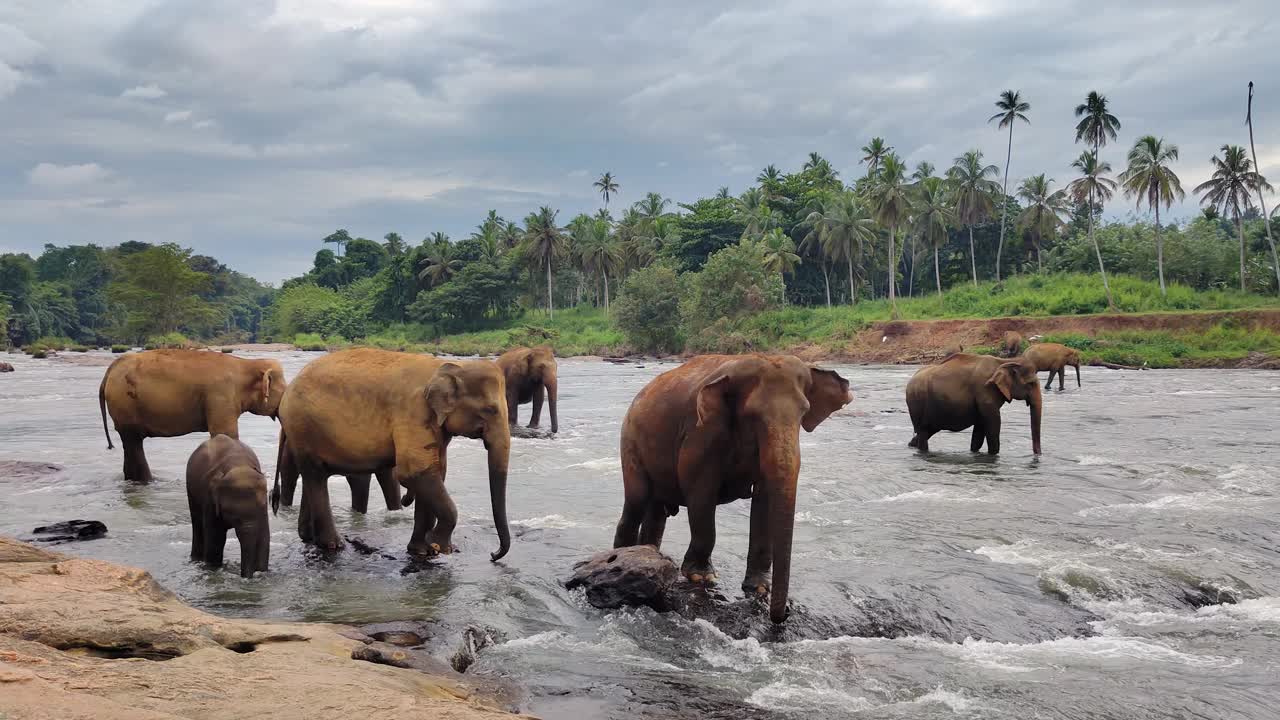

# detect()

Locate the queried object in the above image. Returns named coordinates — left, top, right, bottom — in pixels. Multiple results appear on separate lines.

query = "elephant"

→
left=1023, top=342, right=1081, bottom=390
left=272, top=438, right=401, bottom=515
left=272, top=348, right=511, bottom=560
left=496, top=346, right=558, bottom=433
left=1001, top=331, right=1023, bottom=358
left=185, top=434, right=270, bottom=578
left=611, top=354, right=854, bottom=624
left=99, top=350, right=286, bottom=483
left=905, top=353, right=1042, bottom=455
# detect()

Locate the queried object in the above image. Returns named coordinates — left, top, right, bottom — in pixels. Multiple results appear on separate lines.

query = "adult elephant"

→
left=496, top=346, right=558, bottom=433
left=272, top=439, right=401, bottom=515
left=612, top=354, right=853, bottom=624
left=1023, top=342, right=1081, bottom=390
left=906, top=353, right=1042, bottom=455
left=273, top=348, right=511, bottom=560
left=1001, top=331, right=1023, bottom=358
left=99, top=350, right=286, bottom=483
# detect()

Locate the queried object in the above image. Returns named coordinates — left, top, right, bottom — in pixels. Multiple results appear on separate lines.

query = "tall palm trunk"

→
left=820, top=259, right=831, bottom=307
left=934, top=247, right=942, bottom=296
left=1087, top=185, right=1114, bottom=309
left=1247, top=83, right=1280, bottom=295
left=968, top=226, right=978, bottom=286
left=907, top=234, right=916, bottom=297
left=602, top=271, right=610, bottom=315
left=546, top=256, right=554, bottom=320
left=996, top=123, right=1013, bottom=282
left=1155, top=204, right=1166, bottom=296
left=1237, top=214, right=1247, bottom=292
left=846, top=254, right=857, bottom=305
left=888, top=223, right=898, bottom=317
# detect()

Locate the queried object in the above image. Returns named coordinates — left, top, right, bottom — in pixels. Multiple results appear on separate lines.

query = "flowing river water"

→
left=2, top=350, right=1278, bottom=719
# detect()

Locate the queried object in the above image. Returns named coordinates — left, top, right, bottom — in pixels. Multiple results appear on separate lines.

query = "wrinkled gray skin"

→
left=186, top=434, right=270, bottom=577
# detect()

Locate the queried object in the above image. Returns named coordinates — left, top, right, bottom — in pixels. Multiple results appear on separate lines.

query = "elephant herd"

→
left=96, top=337, right=1080, bottom=624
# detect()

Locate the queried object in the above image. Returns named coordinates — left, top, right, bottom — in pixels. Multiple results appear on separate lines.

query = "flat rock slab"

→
left=31, top=520, right=107, bottom=544
left=566, top=545, right=679, bottom=612
left=509, top=425, right=554, bottom=440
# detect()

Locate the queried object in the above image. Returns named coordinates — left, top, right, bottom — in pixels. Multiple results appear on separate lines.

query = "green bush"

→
left=146, top=332, right=190, bottom=349
left=30, top=349, right=48, bottom=359
left=111, top=345, right=129, bottom=353
left=221, top=348, right=234, bottom=353
left=293, top=333, right=328, bottom=351
left=614, top=265, right=684, bottom=353
left=32, top=336, right=75, bottom=351
left=682, top=242, right=783, bottom=351
left=71, top=345, right=90, bottom=352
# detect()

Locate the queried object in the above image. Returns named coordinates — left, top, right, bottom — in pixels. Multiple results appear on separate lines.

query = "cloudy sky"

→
left=2, top=0, right=1277, bottom=283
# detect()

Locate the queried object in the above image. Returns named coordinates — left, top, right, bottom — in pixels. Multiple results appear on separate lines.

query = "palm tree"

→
left=499, top=220, right=522, bottom=250
left=759, top=228, right=802, bottom=305
left=383, top=232, right=406, bottom=257
left=911, top=161, right=935, bottom=182
left=912, top=177, right=953, bottom=295
left=520, top=207, right=568, bottom=318
left=1118, top=135, right=1184, bottom=295
left=867, top=153, right=912, bottom=315
left=417, top=236, right=462, bottom=287
left=470, top=218, right=503, bottom=262
left=1074, top=91, right=1121, bottom=154
left=630, top=214, right=680, bottom=270
left=593, top=172, right=619, bottom=211
left=860, top=138, right=892, bottom=179
left=1016, top=174, right=1069, bottom=272
left=632, top=192, right=671, bottom=230
left=322, top=229, right=352, bottom=256
left=1194, top=145, right=1273, bottom=292
left=1247, top=82, right=1280, bottom=295
left=757, top=165, right=782, bottom=186
left=1068, top=152, right=1118, bottom=308
left=803, top=192, right=876, bottom=305
left=948, top=149, right=1001, bottom=286
left=573, top=217, right=623, bottom=314
left=989, top=90, right=1030, bottom=281
left=734, top=188, right=780, bottom=240
left=715, top=186, right=732, bottom=200
left=803, top=152, right=827, bottom=172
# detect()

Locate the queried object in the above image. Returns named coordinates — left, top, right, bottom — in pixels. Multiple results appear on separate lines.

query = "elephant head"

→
left=426, top=361, right=512, bottom=561
left=215, top=466, right=271, bottom=577
left=696, top=357, right=852, bottom=623
left=986, top=359, right=1043, bottom=455
left=248, top=360, right=287, bottom=419
left=527, top=346, right=559, bottom=433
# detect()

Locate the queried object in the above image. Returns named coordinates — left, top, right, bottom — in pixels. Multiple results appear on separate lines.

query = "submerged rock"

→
left=566, top=545, right=679, bottom=612
left=0, top=362, right=13, bottom=373
left=450, top=624, right=505, bottom=674
left=31, top=520, right=107, bottom=544
left=509, top=425, right=554, bottom=440
left=358, top=620, right=435, bottom=647
left=0, top=461, right=63, bottom=481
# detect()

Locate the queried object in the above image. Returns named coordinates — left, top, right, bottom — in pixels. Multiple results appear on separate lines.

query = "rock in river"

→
left=566, top=545, right=679, bottom=611
left=0, top=361, right=14, bottom=373
left=31, top=520, right=108, bottom=544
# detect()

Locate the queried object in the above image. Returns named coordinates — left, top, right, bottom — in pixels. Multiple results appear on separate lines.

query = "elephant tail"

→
left=98, top=364, right=115, bottom=450
left=270, top=428, right=286, bottom=516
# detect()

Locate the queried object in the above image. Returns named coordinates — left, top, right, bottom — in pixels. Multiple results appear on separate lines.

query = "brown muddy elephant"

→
left=496, top=346, right=558, bottom=433
left=1023, top=342, right=1081, bottom=390
left=273, top=348, right=511, bottom=560
left=186, top=434, right=270, bottom=578
left=906, top=353, right=1042, bottom=455
left=1001, top=331, right=1023, bottom=358
left=99, top=350, right=286, bottom=483
left=612, top=354, right=853, bottom=624
left=272, top=440, right=401, bottom=515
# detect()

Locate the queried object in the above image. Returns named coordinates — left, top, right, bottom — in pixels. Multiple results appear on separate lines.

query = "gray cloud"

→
left=0, top=0, right=1276, bottom=282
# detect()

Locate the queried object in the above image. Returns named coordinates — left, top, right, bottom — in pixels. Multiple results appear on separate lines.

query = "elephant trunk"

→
left=545, top=373, right=559, bottom=434
left=1029, top=385, right=1043, bottom=455
left=485, top=429, right=512, bottom=562
left=762, top=425, right=801, bottom=624
left=235, top=516, right=270, bottom=578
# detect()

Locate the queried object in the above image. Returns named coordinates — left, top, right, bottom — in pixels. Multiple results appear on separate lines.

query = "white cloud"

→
left=163, top=110, right=192, bottom=123
left=27, top=162, right=112, bottom=188
left=121, top=84, right=166, bottom=99
left=192, top=119, right=217, bottom=130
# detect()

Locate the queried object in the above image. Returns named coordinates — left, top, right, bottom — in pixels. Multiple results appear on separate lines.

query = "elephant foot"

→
left=408, top=540, right=457, bottom=557
left=907, top=435, right=919, bottom=448
left=682, top=560, right=718, bottom=585
left=741, top=573, right=770, bottom=596
left=526, top=421, right=539, bottom=429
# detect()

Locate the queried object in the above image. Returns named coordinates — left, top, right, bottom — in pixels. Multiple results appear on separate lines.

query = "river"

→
left=2, top=350, right=1278, bottom=719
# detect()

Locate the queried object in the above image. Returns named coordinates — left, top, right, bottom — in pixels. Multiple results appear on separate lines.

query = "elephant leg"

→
left=969, top=424, right=986, bottom=452
left=121, top=432, right=152, bottom=483
left=233, top=523, right=267, bottom=578
left=299, top=465, right=342, bottom=550
left=983, top=414, right=1002, bottom=455
left=506, top=389, right=520, bottom=428
left=189, top=496, right=205, bottom=561
left=913, top=427, right=934, bottom=453
left=376, top=468, right=401, bottom=510
left=742, top=489, right=771, bottom=596
left=1044, top=371, right=1054, bottom=391
left=346, top=474, right=372, bottom=514
left=203, top=510, right=227, bottom=567
left=1057, top=368, right=1065, bottom=391
left=681, top=488, right=719, bottom=584
left=638, top=501, right=669, bottom=548
left=407, top=475, right=456, bottom=556
left=613, top=456, right=649, bottom=548
left=527, top=384, right=544, bottom=429
left=278, top=448, right=300, bottom=507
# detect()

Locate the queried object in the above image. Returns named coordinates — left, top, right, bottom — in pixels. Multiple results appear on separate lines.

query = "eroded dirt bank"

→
left=0, top=537, right=530, bottom=720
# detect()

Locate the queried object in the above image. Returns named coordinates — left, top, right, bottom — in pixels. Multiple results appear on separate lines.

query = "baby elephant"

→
left=186, top=435, right=270, bottom=577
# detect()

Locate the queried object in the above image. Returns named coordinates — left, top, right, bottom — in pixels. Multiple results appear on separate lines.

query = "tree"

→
left=989, top=90, right=1030, bottom=282
left=573, top=215, right=623, bottom=313
left=663, top=196, right=744, bottom=272
left=383, top=232, right=406, bottom=257
left=860, top=138, right=892, bottom=179
left=1016, top=174, right=1068, bottom=272
left=758, top=228, right=802, bottom=304
left=322, top=229, right=352, bottom=256
left=681, top=242, right=783, bottom=350
left=867, top=153, right=911, bottom=316
left=715, top=186, right=731, bottom=200
left=1068, top=152, right=1119, bottom=308
left=912, top=177, right=953, bottom=295
left=417, top=236, right=462, bottom=287
left=521, top=206, right=568, bottom=318
left=757, top=165, right=782, bottom=186
left=341, top=237, right=389, bottom=283
left=1118, top=135, right=1185, bottom=296
left=594, top=172, right=619, bottom=210
left=948, top=150, right=1000, bottom=286
left=734, top=188, right=780, bottom=241
left=1247, top=82, right=1280, bottom=295
left=108, top=244, right=216, bottom=339
left=911, top=161, right=935, bottom=182
left=802, top=192, right=876, bottom=305
left=614, top=264, right=683, bottom=353
left=1194, top=144, right=1273, bottom=292
left=1074, top=91, right=1121, bottom=154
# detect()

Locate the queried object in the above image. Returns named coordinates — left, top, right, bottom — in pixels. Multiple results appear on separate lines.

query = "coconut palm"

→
left=757, top=164, right=782, bottom=186
left=1016, top=174, right=1069, bottom=272
left=759, top=228, right=802, bottom=305
left=499, top=218, right=522, bottom=249
left=1118, top=135, right=1185, bottom=296
left=735, top=188, right=780, bottom=240
left=573, top=216, right=623, bottom=314
left=520, top=207, right=568, bottom=318
left=715, top=186, right=732, bottom=200
left=802, top=192, right=876, bottom=305
left=631, top=214, right=680, bottom=270
left=1247, top=82, right=1280, bottom=295
left=1074, top=91, right=1121, bottom=154
left=1194, top=144, right=1273, bottom=292
left=860, top=138, right=893, bottom=179
left=989, top=90, right=1031, bottom=281
left=948, top=149, right=1001, bottom=286
left=912, top=177, right=953, bottom=295
left=417, top=236, right=462, bottom=287
left=1068, top=152, right=1118, bottom=308
left=911, top=161, right=936, bottom=182
left=469, top=220, right=503, bottom=262
left=632, top=192, right=672, bottom=236
left=593, top=172, right=619, bottom=210
left=867, top=153, right=912, bottom=315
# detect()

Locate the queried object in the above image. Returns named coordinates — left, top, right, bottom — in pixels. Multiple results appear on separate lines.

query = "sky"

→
left=1, top=0, right=1277, bottom=284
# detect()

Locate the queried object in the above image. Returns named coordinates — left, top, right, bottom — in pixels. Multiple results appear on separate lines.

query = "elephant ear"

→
left=802, top=367, right=851, bottom=432
left=987, top=362, right=1018, bottom=402
left=426, top=363, right=462, bottom=427
left=695, top=374, right=733, bottom=428
left=260, top=368, right=272, bottom=404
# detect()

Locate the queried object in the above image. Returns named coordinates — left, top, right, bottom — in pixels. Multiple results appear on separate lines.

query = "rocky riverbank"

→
left=0, top=537, right=530, bottom=720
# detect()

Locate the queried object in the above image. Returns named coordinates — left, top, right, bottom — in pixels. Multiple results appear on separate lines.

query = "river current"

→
left=2, top=350, right=1278, bottom=719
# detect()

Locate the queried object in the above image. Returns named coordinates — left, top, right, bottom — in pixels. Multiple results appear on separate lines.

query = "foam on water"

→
left=746, top=681, right=877, bottom=714
left=567, top=457, right=621, bottom=471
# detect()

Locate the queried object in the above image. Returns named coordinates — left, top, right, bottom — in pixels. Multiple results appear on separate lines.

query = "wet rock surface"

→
left=31, top=520, right=108, bottom=544
left=566, top=545, right=680, bottom=611
left=0, top=461, right=63, bottom=481
left=509, top=425, right=554, bottom=440
left=0, top=361, right=13, bottom=372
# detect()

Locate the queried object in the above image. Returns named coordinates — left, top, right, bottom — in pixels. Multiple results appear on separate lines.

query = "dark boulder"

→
left=565, top=545, right=679, bottom=612
left=450, top=624, right=504, bottom=674
left=31, top=520, right=107, bottom=543
left=356, top=620, right=435, bottom=648
left=509, top=425, right=554, bottom=440
left=0, top=362, right=14, bottom=373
